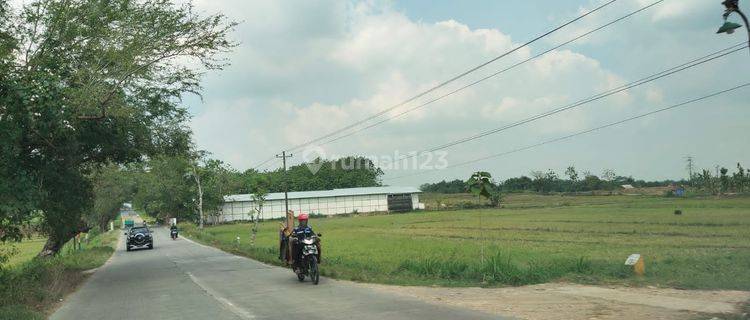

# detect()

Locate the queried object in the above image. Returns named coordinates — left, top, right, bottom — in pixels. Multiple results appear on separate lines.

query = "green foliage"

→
left=565, top=166, right=579, bottom=192
left=0, top=230, right=116, bottom=318
left=0, top=246, right=18, bottom=268
left=531, top=169, right=560, bottom=194
left=423, top=166, right=705, bottom=195
left=88, top=164, right=137, bottom=231
left=488, top=191, right=502, bottom=207
left=692, top=164, right=749, bottom=195
left=0, top=0, right=235, bottom=255
left=0, top=238, right=43, bottom=269
left=128, top=154, right=384, bottom=225
left=420, top=179, right=467, bottom=193
left=501, top=176, right=533, bottom=192
left=732, top=163, right=746, bottom=193
left=467, top=171, right=492, bottom=199
left=0, top=305, right=44, bottom=320
left=133, top=156, right=194, bottom=222
left=250, top=156, right=384, bottom=193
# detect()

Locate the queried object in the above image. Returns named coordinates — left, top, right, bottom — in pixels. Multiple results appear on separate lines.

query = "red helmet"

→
left=298, top=213, right=309, bottom=221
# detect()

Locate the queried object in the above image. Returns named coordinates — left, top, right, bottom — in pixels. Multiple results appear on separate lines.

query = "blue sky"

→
left=178, top=0, right=749, bottom=185
left=394, top=1, right=588, bottom=36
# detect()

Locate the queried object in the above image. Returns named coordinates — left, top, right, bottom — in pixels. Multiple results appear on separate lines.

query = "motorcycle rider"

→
left=290, top=213, right=320, bottom=267
left=169, top=224, right=178, bottom=238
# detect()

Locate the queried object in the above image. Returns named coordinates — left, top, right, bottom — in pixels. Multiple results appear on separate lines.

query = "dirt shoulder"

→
left=354, top=282, right=750, bottom=320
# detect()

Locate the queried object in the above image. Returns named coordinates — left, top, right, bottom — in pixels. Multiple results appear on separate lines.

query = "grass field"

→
left=0, top=238, right=46, bottom=268
left=184, top=194, right=750, bottom=290
left=0, top=230, right=119, bottom=320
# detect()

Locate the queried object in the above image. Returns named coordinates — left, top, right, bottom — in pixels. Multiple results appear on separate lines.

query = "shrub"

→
left=0, top=231, right=116, bottom=319
left=0, top=305, right=44, bottom=320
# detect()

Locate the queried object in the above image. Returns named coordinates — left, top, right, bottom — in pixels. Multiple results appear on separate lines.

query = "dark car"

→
left=126, top=226, right=153, bottom=251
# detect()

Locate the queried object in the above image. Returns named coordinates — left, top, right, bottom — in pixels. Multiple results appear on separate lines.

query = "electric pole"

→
left=276, top=151, right=293, bottom=216
left=685, top=156, right=694, bottom=184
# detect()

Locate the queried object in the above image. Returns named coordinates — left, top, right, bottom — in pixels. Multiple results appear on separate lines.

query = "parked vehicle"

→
left=292, top=234, right=321, bottom=285
left=126, top=226, right=153, bottom=251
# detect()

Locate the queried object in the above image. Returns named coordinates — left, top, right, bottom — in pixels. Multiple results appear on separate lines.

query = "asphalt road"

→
left=51, top=228, right=503, bottom=320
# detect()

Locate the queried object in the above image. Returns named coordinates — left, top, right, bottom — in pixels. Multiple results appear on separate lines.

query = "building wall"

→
left=219, top=193, right=392, bottom=222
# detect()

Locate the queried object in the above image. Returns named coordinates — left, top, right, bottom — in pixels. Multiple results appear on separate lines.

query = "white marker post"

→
left=625, top=253, right=645, bottom=276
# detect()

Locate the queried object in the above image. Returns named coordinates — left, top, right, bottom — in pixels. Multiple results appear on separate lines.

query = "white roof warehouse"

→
left=218, top=186, right=423, bottom=222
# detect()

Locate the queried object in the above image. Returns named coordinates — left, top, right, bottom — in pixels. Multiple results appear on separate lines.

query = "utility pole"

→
left=685, top=156, right=694, bottom=184
left=276, top=151, right=293, bottom=217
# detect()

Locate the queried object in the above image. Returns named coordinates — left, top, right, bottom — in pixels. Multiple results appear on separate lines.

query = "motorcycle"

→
left=170, top=229, right=178, bottom=240
left=293, top=234, right=321, bottom=285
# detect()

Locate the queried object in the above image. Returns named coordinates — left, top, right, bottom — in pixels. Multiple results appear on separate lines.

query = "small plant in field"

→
left=489, top=192, right=502, bottom=207
left=467, top=172, right=492, bottom=202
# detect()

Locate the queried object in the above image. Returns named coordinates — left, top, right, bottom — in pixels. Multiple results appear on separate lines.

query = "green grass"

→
left=184, top=194, right=750, bottom=290
left=0, top=238, right=46, bottom=268
left=0, top=229, right=118, bottom=320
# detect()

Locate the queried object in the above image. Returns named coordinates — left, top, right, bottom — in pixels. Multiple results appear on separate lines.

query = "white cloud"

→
left=635, top=0, right=704, bottom=22
left=185, top=0, right=750, bottom=183
left=188, top=1, right=633, bottom=168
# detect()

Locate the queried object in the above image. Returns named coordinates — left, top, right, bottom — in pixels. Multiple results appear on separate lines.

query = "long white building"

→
left=218, top=186, right=423, bottom=222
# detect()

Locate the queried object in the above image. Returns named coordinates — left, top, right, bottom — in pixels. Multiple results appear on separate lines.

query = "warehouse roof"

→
left=224, top=186, right=421, bottom=202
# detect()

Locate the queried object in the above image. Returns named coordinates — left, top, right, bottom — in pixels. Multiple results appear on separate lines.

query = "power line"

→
left=319, top=0, right=665, bottom=147
left=414, top=44, right=746, bottom=154
left=371, top=43, right=745, bottom=167
left=275, top=0, right=619, bottom=155
left=384, top=81, right=750, bottom=181
left=251, top=156, right=277, bottom=171
left=256, top=42, right=743, bottom=172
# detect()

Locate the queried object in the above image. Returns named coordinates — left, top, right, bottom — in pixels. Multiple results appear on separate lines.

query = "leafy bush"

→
left=0, top=231, right=116, bottom=319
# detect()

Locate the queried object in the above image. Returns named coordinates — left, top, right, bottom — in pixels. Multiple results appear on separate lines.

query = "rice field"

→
left=183, top=194, right=750, bottom=289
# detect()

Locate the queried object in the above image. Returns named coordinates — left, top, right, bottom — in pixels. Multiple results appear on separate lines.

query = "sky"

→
left=183, top=0, right=750, bottom=186
left=15, top=0, right=750, bottom=186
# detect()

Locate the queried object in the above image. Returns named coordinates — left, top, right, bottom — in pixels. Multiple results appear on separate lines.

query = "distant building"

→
left=621, top=184, right=635, bottom=189
left=675, top=185, right=686, bottom=197
left=218, top=186, right=423, bottom=222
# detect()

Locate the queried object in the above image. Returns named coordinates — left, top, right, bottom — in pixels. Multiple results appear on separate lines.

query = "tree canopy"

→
left=0, top=0, right=236, bottom=255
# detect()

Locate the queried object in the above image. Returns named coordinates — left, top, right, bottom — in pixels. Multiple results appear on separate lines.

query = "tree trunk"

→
left=192, top=166, right=204, bottom=229
left=98, top=213, right=111, bottom=232
left=37, top=230, right=75, bottom=257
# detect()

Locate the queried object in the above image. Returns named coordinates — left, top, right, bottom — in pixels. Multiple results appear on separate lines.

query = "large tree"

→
left=1, top=0, right=235, bottom=256
left=191, top=155, right=242, bottom=227
left=133, top=156, right=194, bottom=222
left=88, top=164, right=137, bottom=232
left=0, top=0, right=40, bottom=242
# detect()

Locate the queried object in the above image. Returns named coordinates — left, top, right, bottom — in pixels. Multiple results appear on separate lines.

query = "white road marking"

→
left=186, top=272, right=256, bottom=320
